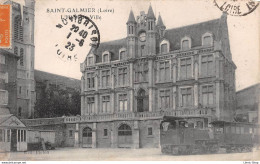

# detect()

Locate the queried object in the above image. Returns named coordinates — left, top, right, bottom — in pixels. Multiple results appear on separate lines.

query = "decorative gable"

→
left=0, top=115, right=26, bottom=128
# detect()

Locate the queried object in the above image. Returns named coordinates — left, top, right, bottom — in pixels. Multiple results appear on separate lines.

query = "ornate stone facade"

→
left=66, top=5, right=237, bottom=148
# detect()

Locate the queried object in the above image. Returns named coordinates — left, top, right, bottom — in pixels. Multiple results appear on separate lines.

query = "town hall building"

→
left=64, top=5, right=237, bottom=148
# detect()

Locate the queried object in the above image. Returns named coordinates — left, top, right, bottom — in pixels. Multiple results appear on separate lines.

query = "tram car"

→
left=160, top=116, right=259, bottom=155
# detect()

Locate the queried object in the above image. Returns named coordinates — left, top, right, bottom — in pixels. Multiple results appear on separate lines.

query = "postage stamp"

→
left=0, top=4, right=11, bottom=48
left=214, top=0, right=259, bottom=16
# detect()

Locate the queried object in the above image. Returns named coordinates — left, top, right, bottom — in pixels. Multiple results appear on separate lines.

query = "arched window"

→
left=181, top=37, right=191, bottom=50
left=14, top=16, right=23, bottom=41
left=118, top=124, right=132, bottom=136
left=120, top=50, right=126, bottom=60
left=14, top=16, right=20, bottom=40
left=103, top=54, right=108, bottom=62
left=20, top=48, right=24, bottom=66
left=161, top=43, right=167, bottom=53
left=82, top=127, right=92, bottom=137
left=14, top=46, right=18, bottom=55
left=182, top=40, right=189, bottom=50
left=202, top=33, right=213, bottom=46
left=102, top=51, right=110, bottom=63
left=88, top=56, right=94, bottom=65
left=137, top=89, right=148, bottom=112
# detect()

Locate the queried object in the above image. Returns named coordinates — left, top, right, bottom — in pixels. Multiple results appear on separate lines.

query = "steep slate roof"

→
left=147, top=5, right=156, bottom=19
left=127, top=9, right=136, bottom=24
left=34, top=70, right=81, bottom=90
left=95, top=38, right=127, bottom=63
left=94, top=17, right=223, bottom=63
left=164, top=18, right=220, bottom=51
left=157, top=14, right=165, bottom=27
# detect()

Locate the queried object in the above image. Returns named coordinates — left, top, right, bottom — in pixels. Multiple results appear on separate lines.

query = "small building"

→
left=0, top=113, right=27, bottom=152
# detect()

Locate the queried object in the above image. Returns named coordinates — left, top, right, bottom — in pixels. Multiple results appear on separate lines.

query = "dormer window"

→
left=88, top=56, right=94, bottom=65
left=102, top=51, right=110, bottom=63
left=160, top=39, right=170, bottom=54
left=202, top=33, right=213, bottom=46
left=120, top=51, right=126, bottom=60
left=119, top=48, right=127, bottom=60
left=161, top=44, right=167, bottom=53
left=181, top=37, right=191, bottom=50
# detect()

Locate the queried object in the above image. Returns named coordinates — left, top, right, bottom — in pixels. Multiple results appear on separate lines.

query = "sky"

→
left=2, top=0, right=260, bottom=91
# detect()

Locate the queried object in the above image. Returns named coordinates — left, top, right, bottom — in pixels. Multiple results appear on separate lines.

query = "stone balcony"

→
left=64, top=108, right=215, bottom=123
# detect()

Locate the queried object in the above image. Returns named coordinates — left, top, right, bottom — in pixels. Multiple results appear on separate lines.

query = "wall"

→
left=139, top=119, right=160, bottom=148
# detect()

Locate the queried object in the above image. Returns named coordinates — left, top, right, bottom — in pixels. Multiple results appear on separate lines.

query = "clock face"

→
left=139, top=32, right=146, bottom=42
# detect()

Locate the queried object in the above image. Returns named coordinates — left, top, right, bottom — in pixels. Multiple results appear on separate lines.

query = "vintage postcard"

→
left=0, top=0, right=259, bottom=161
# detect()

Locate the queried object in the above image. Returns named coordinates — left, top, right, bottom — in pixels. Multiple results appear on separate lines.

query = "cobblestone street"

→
left=1, top=148, right=260, bottom=161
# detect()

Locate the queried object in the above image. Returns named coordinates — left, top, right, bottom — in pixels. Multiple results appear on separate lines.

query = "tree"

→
left=34, top=87, right=80, bottom=118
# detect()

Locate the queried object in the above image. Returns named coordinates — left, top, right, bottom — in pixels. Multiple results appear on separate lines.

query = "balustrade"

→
left=64, top=108, right=214, bottom=123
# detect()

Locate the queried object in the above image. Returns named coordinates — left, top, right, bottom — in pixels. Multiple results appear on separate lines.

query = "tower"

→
left=156, top=13, right=166, bottom=39
left=8, top=0, right=36, bottom=118
left=126, top=9, right=138, bottom=59
left=146, top=5, right=156, bottom=55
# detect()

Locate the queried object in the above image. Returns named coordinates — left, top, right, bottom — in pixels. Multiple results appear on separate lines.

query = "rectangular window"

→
left=88, top=56, right=94, bottom=65
left=18, top=130, right=20, bottom=142
left=0, top=90, right=8, bottom=105
left=181, top=88, right=192, bottom=107
left=119, top=94, right=127, bottom=112
left=24, top=130, right=26, bottom=142
left=141, top=45, right=145, bottom=56
left=161, top=44, right=167, bottom=53
left=118, top=67, right=127, bottom=86
left=240, top=127, right=244, bottom=134
left=87, top=72, right=95, bottom=89
left=148, top=127, right=153, bottom=136
left=102, top=95, right=110, bottom=113
left=21, top=130, right=24, bottom=142
left=87, top=97, right=95, bottom=113
left=104, top=129, right=108, bottom=136
left=202, top=85, right=214, bottom=106
left=101, top=70, right=110, bottom=88
left=0, top=72, right=8, bottom=83
left=0, top=54, right=5, bottom=64
left=69, top=130, right=73, bottom=137
left=236, top=127, right=240, bottom=134
left=0, top=129, right=2, bottom=142
left=7, top=130, right=10, bottom=142
left=201, top=54, right=214, bottom=77
left=180, top=58, right=192, bottom=79
left=159, top=90, right=170, bottom=109
left=19, top=86, right=22, bottom=94
left=158, top=61, right=170, bottom=82
left=20, top=48, right=24, bottom=66
left=135, top=62, right=148, bottom=82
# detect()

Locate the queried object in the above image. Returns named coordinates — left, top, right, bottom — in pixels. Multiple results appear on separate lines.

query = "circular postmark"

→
left=214, top=0, right=259, bottom=16
left=55, top=14, right=100, bottom=62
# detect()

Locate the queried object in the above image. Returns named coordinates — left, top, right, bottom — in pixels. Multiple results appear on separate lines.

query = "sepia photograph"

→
left=0, top=0, right=259, bottom=161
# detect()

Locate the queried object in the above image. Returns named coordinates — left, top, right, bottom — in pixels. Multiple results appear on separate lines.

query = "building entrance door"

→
left=11, top=129, right=17, bottom=151
left=82, top=127, right=92, bottom=148
left=118, top=124, right=132, bottom=148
